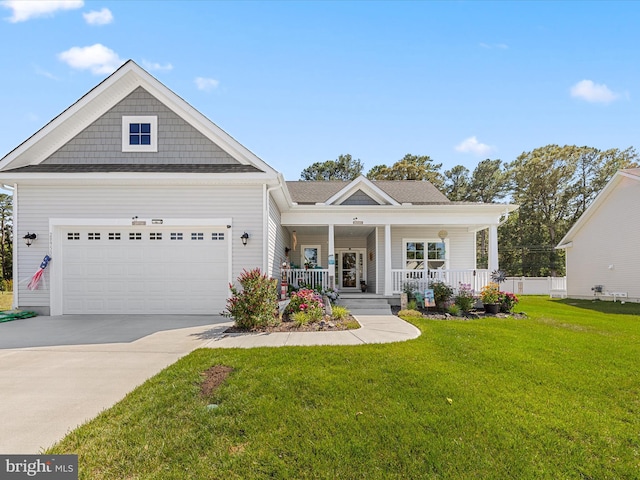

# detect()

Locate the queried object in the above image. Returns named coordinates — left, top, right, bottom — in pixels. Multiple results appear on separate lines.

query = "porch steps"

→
left=336, top=294, right=392, bottom=316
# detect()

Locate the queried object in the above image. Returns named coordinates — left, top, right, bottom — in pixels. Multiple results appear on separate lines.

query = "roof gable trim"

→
left=0, top=60, right=277, bottom=177
left=325, top=176, right=400, bottom=206
left=557, top=169, right=640, bottom=247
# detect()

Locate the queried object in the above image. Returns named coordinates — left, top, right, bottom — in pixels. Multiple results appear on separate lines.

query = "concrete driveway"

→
left=0, top=314, right=230, bottom=454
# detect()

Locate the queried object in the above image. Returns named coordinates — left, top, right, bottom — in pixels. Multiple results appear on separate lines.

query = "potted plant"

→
left=480, top=282, right=500, bottom=314
left=429, top=280, right=454, bottom=312
left=360, top=280, right=367, bottom=292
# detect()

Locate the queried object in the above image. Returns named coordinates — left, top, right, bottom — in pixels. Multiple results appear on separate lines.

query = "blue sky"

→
left=0, top=0, right=638, bottom=180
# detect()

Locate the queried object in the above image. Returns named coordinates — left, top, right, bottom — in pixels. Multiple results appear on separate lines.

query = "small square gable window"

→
left=122, top=115, right=157, bottom=152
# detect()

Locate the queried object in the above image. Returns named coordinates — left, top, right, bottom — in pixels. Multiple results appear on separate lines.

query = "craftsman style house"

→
left=0, top=61, right=517, bottom=315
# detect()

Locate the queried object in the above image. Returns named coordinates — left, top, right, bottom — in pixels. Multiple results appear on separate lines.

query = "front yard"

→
left=48, top=297, right=640, bottom=479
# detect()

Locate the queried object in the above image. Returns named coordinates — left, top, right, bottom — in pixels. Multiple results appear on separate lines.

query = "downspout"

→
left=264, top=182, right=283, bottom=275
left=11, top=183, right=17, bottom=309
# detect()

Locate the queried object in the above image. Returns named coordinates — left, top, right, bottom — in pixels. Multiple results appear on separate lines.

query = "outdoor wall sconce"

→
left=23, top=232, right=37, bottom=247
left=240, top=232, right=250, bottom=246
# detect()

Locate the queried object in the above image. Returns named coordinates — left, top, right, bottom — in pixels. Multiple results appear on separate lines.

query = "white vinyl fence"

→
left=500, top=277, right=567, bottom=296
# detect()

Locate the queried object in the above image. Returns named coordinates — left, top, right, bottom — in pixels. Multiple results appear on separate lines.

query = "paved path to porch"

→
left=200, top=315, right=421, bottom=348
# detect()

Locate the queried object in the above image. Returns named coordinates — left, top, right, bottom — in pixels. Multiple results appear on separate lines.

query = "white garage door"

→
left=61, top=226, right=229, bottom=314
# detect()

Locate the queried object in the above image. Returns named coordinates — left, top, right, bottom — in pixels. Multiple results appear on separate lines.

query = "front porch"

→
left=283, top=267, right=491, bottom=295
left=278, top=220, right=500, bottom=297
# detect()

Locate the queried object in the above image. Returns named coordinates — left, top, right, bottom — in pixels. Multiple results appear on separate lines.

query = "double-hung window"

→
left=122, top=115, right=157, bottom=152
left=404, top=239, right=447, bottom=270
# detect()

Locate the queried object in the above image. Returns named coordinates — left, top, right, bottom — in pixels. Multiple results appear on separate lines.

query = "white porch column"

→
left=488, top=224, right=499, bottom=272
left=328, top=223, right=335, bottom=289
left=384, top=224, right=392, bottom=296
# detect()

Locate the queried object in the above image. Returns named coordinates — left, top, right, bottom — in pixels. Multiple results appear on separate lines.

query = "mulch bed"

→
left=224, top=315, right=360, bottom=334
left=200, top=365, right=233, bottom=398
left=391, top=305, right=527, bottom=320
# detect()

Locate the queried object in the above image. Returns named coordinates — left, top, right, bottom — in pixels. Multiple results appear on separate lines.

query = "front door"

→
left=336, top=249, right=366, bottom=290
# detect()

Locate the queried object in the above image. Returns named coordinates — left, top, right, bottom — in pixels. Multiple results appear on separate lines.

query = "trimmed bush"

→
left=224, top=268, right=279, bottom=329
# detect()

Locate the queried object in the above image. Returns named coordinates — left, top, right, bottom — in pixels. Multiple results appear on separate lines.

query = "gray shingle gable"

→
left=43, top=87, right=238, bottom=166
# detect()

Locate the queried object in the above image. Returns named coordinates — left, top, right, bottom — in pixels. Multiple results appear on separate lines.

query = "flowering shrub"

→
left=321, top=287, right=339, bottom=303
left=499, top=291, right=519, bottom=313
left=286, top=288, right=324, bottom=315
left=454, top=283, right=475, bottom=312
left=224, top=268, right=279, bottom=329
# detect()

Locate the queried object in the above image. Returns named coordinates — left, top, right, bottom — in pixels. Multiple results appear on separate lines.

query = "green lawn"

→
left=48, top=297, right=640, bottom=479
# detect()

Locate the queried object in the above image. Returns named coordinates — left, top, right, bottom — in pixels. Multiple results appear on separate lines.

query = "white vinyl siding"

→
left=267, top=194, right=287, bottom=279
left=366, top=229, right=377, bottom=293
left=391, top=227, right=475, bottom=271
left=16, top=184, right=264, bottom=313
left=565, top=176, right=640, bottom=300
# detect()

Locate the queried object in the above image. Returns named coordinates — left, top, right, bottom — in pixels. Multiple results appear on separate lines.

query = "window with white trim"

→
left=302, top=245, right=321, bottom=268
left=404, top=239, right=447, bottom=270
left=122, top=115, right=158, bottom=152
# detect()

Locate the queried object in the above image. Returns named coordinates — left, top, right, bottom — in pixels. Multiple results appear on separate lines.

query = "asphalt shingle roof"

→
left=5, top=164, right=263, bottom=173
left=286, top=180, right=451, bottom=204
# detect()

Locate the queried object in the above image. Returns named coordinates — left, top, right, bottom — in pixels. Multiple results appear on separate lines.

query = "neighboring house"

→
left=556, top=168, right=640, bottom=302
left=0, top=61, right=517, bottom=316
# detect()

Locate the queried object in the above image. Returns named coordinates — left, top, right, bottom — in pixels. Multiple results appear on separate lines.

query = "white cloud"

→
left=58, top=44, right=124, bottom=75
left=455, top=136, right=494, bottom=156
left=570, top=79, right=619, bottom=104
left=143, top=60, right=173, bottom=72
left=1, top=0, right=83, bottom=22
left=195, top=76, right=219, bottom=92
left=83, top=7, right=112, bottom=25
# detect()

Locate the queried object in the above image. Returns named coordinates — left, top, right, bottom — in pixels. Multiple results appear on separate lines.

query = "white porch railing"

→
left=284, top=269, right=329, bottom=291
left=391, top=269, right=490, bottom=294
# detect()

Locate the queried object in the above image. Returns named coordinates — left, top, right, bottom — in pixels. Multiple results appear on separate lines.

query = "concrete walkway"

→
left=0, top=314, right=418, bottom=454
left=200, top=315, right=421, bottom=348
left=0, top=315, right=225, bottom=454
